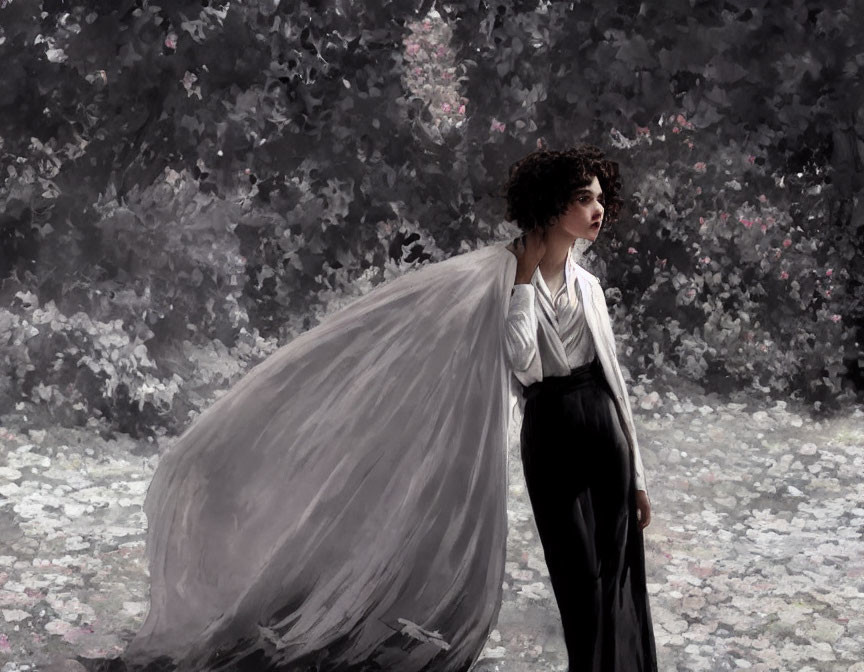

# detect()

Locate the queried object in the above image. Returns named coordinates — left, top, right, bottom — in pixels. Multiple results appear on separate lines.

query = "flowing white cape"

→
left=123, top=242, right=518, bottom=671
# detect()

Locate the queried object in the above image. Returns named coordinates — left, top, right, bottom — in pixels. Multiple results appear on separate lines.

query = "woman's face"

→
left=548, top=175, right=605, bottom=241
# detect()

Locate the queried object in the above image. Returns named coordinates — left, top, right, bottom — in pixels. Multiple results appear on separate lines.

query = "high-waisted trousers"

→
left=520, top=356, right=658, bottom=672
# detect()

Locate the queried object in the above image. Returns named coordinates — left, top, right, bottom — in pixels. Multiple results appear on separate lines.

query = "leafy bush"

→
left=1, top=1, right=861, bottom=436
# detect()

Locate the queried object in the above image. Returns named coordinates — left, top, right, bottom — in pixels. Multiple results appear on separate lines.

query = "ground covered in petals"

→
left=1, top=386, right=862, bottom=672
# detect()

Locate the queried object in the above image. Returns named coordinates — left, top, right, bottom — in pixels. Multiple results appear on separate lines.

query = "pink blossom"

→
left=165, top=35, right=177, bottom=49
left=699, top=217, right=705, bottom=224
left=406, top=43, right=420, bottom=56
left=635, top=126, right=650, bottom=136
left=741, top=218, right=753, bottom=228
left=685, top=140, right=694, bottom=149
left=747, top=155, right=756, bottom=164
left=536, top=137, right=544, bottom=149
left=825, top=290, right=831, bottom=297
left=490, top=119, right=506, bottom=133
left=720, top=212, right=729, bottom=221
left=413, top=67, right=422, bottom=75
left=627, top=247, right=638, bottom=254
left=780, top=271, right=789, bottom=280
left=436, top=45, right=447, bottom=57
left=760, top=223, right=768, bottom=232
left=831, top=314, right=841, bottom=323
left=693, top=162, right=706, bottom=173
left=702, top=256, right=711, bottom=264
left=441, top=102, right=451, bottom=113
left=782, top=238, right=792, bottom=247
left=458, top=104, right=466, bottom=115
left=826, top=269, right=833, bottom=277
left=672, top=127, right=680, bottom=134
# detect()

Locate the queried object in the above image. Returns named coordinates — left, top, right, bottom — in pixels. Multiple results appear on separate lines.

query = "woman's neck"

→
left=538, top=230, right=574, bottom=277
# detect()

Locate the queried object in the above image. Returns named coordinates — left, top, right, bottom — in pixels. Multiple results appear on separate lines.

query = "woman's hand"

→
left=635, top=490, right=651, bottom=530
left=506, top=228, right=547, bottom=285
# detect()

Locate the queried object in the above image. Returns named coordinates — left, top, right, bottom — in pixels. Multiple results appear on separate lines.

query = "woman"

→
left=503, top=146, right=658, bottom=671
left=73, top=146, right=653, bottom=672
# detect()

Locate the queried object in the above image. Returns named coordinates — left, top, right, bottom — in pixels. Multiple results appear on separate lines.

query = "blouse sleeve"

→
left=504, top=284, right=539, bottom=373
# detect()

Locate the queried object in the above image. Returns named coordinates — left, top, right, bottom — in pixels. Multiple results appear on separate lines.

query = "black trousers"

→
left=520, top=356, right=658, bottom=672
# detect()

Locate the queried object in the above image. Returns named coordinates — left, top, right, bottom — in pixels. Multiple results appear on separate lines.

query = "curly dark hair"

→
left=499, top=144, right=624, bottom=232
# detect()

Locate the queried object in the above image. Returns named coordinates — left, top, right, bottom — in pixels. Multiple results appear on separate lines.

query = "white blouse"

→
left=504, top=265, right=597, bottom=388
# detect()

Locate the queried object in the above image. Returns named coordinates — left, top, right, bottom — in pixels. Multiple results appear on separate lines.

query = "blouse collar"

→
left=532, top=238, right=593, bottom=308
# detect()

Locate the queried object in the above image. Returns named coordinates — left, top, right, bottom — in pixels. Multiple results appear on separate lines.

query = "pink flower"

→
left=627, top=247, right=638, bottom=254
left=413, top=67, right=422, bottom=75
left=165, top=35, right=177, bottom=49
left=490, top=120, right=506, bottom=133
left=702, top=256, right=711, bottom=264
left=747, top=155, right=756, bottom=164
left=780, top=271, right=789, bottom=280
left=741, top=218, right=753, bottom=228
left=406, top=43, right=420, bottom=56
left=436, top=45, right=447, bottom=57
left=782, top=238, right=792, bottom=247
left=826, top=269, right=833, bottom=277
left=720, top=212, right=729, bottom=221
left=760, top=223, right=768, bottom=232
left=441, top=102, right=451, bottom=113
left=693, top=162, right=706, bottom=173
left=672, top=127, right=680, bottom=134
left=831, top=314, right=841, bottom=323
left=825, top=290, right=831, bottom=297
left=536, top=137, right=544, bottom=149
left=676, top=113, right=688, bottom=125
left=458, top=104, right=466, bottom=115
left=636, top=126, right=650, bottom=136
left=699, top=217, right=705, bottom=224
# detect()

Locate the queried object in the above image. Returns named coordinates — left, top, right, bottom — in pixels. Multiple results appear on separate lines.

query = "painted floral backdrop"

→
left=1, top=0, right=861, bottom=440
